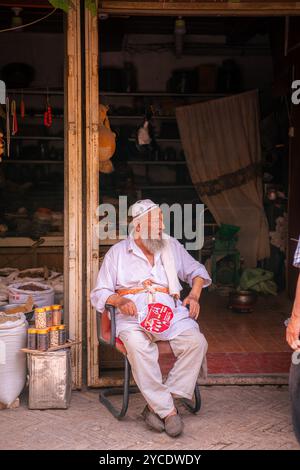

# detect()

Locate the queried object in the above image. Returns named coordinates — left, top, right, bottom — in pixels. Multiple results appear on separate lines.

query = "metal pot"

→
left=1, top=63, right=35, bottom=88
left=228, top=290, right=257, bottom=313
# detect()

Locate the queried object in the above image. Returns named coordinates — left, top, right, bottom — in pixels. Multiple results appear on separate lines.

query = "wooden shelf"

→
left=8, top=89, right=64, bottom=96
left=11, top=136, right=64, bottom=141
left=109, top=115, right=176, bottom=120
left=100, top=91, right=227, bottom=98
left=2, top=160, right=64, bottom=164
left=0, top=236, right=127, bottom=247
left=21, top=340, right=80, bottom=355
left=18, top=114, right=64, bottom=119
left=127, top=160, right=185, bottom=165
left=102, top=93, right=198, bottom=195
left=0, top=236, right=64, bottom=247
left=128, top=138, right=180, bottom=143
left=139, top=185, right=194, bottom=190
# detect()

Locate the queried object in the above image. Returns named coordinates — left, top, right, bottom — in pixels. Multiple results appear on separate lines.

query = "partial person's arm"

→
left=287, top=274, right=300, bottom=350
left=286, top=238, right=300, bottom=350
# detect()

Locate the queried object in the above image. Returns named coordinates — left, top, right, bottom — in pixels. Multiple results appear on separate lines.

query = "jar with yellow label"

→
left=35, top=307, right=47, bottom=329
left=37, top=328, right=49, bottom=351
left=51, top=305, right=63, bottom=326
left=57, top=325, right=66, bottom=345
left=49, top=326, right=59, bottom=347
left=27, top=328, right=37, bottom=350
left=44, top=306, right=52, bottom=328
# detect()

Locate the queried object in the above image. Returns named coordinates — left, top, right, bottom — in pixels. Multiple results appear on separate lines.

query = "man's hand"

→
left=286, top=316, right=300, bottom=350
left=116, top=297, right=137, bottom=317
left=183, top=294, right=200, bottom=320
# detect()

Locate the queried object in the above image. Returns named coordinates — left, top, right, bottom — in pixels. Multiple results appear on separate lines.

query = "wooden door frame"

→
left=99, top=1, right=300, bottom=16
left=86, top=1, right=300, bottom=387
left=65, top=0, right=83, bottom=389
left=85, top=4, right=102, bottom=387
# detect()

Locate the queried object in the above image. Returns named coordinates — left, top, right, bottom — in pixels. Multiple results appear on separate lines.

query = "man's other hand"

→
left=183, top=294, right=200, bottom=320
left=286, top=316, right=300, bottom=350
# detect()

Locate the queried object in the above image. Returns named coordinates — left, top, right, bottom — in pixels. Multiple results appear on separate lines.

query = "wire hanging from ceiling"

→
left=0, top=8, right=57, bottom=34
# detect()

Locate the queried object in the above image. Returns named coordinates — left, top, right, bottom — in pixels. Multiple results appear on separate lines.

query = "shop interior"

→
left=0, top=6, right=296, bottom=377
left=0, top=7, right=65, bottom=350
left=98, top=14, right=294, bottom=377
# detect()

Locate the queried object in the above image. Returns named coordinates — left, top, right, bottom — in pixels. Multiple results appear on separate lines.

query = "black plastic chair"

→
left=96, top=303, right=201, bottom=420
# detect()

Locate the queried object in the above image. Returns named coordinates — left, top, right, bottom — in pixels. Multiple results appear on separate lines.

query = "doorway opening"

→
left=95, top=14, right=297, bottom=382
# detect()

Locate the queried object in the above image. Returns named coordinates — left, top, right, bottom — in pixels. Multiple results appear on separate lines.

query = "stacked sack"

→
left=0, top=313, right=27, bottom=407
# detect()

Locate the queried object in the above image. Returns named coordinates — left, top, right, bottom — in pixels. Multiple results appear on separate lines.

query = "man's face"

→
left=141, top=208, right=164, bottom=240
left=137, top=208, right=166, bottom=254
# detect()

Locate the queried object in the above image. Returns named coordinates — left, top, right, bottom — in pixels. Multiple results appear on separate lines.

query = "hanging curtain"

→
left=176, top=90, right=270, bottom=267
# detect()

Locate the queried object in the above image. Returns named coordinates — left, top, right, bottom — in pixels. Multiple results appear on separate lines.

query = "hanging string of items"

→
left=0, top=132, right=4, bottom=162
left=0, top=8, right=58, bottom=162
left=5, top=97, right=10, bottom=158
left=20, top=90, right=25, bottom=119
left=0, top=87, right=54, bottom=161
left=11, top=100, right=18, bottom=135
left=44, top=89, right=52, bottom=128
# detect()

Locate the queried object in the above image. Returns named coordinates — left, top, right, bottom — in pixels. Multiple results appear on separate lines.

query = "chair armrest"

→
left=105, top=303, right=117, bottom=347
left=96, top=304, right=117, bottom=347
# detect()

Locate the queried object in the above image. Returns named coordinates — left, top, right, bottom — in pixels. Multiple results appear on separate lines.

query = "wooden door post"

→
left=65, top=0, right=83, bottom=388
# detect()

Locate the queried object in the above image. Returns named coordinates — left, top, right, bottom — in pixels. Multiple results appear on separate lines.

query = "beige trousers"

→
left=118, top=326, right=208, bottom=419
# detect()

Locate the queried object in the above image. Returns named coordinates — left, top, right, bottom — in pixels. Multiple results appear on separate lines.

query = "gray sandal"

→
left=164, top=410, right=184, bottom=437
left=142, top=405, right=165, bottom=433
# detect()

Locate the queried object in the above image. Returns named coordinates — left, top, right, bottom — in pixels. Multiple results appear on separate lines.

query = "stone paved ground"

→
left=0, top=386, right=299, bottom=450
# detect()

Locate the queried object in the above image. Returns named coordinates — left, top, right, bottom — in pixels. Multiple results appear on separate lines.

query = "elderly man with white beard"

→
left=90, top=199, right=211, bottom=437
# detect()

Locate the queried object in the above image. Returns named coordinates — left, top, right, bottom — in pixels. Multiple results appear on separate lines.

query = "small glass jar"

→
left=27, top=328, right=37, bottom=350
left=57, top=324, right=66, bottom=345
left=51, top=305, right=63, bottom=326
left=44, top=306, right=52, bottom=328
left=37, top=328, right=49, bottom=351
left=35, top=307, right=47, bottom=329
left=49, top=326, right=59, bottom=347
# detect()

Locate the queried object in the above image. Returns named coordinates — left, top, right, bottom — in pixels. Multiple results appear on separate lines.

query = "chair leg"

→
left=99, top=357, right=137, bottom=420
left=181, top=384, right=201, bottom=414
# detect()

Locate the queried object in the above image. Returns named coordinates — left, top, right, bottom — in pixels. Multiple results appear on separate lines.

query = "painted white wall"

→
left=0, top=31, right=272, bottom=92
left=101, top=34, right=273, bottom=91
left=0, top=32, right=64, bottom=88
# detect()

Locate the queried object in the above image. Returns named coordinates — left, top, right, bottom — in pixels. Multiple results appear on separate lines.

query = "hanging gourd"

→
left=99, top=104, right=116, bottom=162
left=99, top=159, right=114, bottom=174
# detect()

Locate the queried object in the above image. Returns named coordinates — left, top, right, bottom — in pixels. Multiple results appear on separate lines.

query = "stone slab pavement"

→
left=0, top=386, right=299, bottom=450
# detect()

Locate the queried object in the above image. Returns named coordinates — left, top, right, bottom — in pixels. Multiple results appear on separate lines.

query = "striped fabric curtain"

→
left=176, top=90, right=270, bottom=267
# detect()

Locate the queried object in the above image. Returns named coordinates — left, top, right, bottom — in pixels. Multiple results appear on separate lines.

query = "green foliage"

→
left=85, top=0, right=97, bottom=16
left=48, top=0, right=98, bottom=16
left=48, top=0, right=72, bottom=13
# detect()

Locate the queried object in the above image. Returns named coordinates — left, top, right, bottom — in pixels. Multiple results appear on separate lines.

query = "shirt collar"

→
left=127, top=235, right=135, bottom=253
left=127, top=235, right=162, bottom=264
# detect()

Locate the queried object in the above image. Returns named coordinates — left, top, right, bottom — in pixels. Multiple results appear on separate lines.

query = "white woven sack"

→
left=8, top=282, right=54, bottom=308
left=0, top=314, right=27, bottom=406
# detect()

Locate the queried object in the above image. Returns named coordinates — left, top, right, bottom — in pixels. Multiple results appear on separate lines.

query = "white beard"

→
left=140, top=237, right=167, bottom=254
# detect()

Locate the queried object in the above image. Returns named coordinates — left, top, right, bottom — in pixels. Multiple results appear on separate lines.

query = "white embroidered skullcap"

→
left=130, top=199, right=159, bottom=221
